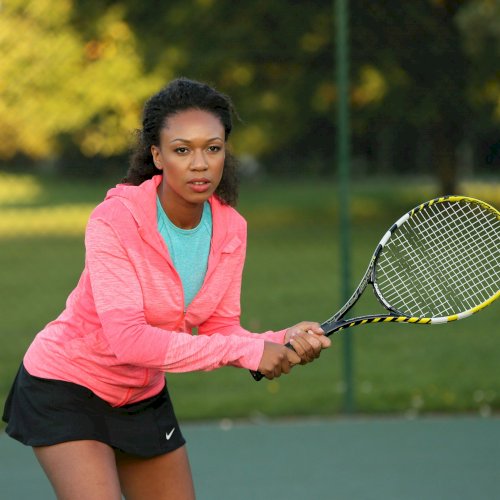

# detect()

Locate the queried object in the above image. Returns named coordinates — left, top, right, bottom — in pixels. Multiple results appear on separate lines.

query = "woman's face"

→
left=151, top=108, right=226, bottom=212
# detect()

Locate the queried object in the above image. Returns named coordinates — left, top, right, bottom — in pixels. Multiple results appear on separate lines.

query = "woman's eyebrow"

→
left=169, top=137, right=224, bottom=144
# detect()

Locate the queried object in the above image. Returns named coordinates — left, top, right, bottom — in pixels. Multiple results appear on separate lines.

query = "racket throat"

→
left=321, top=314, right=432, bottom=335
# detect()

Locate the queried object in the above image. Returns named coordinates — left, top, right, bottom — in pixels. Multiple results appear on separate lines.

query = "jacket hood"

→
left=105, top=175, right=161, bottom=231
left=104, top=175, right=233, bottom=254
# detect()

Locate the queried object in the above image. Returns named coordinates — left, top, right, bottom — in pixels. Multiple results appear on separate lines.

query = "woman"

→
left=2, top=78, right=330, bottom=499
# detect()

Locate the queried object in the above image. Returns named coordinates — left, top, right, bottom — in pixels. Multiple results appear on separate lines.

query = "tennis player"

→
left=2, top=78, right=331, bottom=499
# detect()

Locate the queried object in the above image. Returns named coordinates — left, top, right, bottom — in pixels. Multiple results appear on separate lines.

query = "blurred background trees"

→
left=1, top=0, right=499, bottom=189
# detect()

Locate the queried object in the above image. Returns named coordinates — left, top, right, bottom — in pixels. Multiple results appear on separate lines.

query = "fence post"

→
left=335, top=0, right=354, bottom=414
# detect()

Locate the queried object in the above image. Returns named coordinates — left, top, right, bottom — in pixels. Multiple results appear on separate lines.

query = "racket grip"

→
left=249, top=342, right=294, bottom=382
left=250, top=369, right=264, bottom=381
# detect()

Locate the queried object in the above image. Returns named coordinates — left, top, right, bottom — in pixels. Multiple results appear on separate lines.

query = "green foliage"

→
left=0, top=0, right=499, bottom=181
left=0, top=0, right=162, bottom=159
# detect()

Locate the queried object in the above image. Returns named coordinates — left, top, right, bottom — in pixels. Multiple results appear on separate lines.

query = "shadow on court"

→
left=1, top=416, right=499, bottom=499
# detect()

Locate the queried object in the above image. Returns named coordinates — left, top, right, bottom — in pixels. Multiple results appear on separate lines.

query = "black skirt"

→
left=2, top=364, right=186, bottom=458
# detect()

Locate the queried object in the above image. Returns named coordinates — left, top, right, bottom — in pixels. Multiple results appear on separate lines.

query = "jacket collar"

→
left=105, top=175, right=236, bottom=269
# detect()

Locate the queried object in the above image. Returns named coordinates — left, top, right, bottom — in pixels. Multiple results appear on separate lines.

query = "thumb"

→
left=285, top=347, right=301, bottom=365
left=306, top=324, right=325, bottom=335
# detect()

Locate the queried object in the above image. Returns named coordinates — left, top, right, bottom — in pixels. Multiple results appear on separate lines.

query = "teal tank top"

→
left=156, top=197, right=212, bottom=308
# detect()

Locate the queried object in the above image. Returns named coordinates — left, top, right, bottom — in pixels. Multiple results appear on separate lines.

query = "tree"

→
left=350, top=0, right=477, bottom=193
left=121, top=0, right=498, bottom=188
left=120, top=0, right=338, bottom=171
left=1, top=0, right=498, bottom=187
left=0, top=0, right=162, bottom=163
left=457, top=0, right=500, bottom=170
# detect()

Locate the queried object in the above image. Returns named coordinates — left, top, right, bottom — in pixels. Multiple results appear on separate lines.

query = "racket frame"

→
left=321, top=195, right=500, bottom=336
left=252, top=195, right=499, bottom=380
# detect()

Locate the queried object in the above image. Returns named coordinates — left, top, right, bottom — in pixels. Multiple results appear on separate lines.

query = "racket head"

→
left=371, top=195, right=500, bottom=323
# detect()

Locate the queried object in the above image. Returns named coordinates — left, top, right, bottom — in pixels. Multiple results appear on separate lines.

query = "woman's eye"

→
left=175, top=147, right=189, bottom=154
left=208, top=145, right=221, bottom=152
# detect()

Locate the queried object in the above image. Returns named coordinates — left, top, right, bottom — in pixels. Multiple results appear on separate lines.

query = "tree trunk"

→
left=433, top=123, right=458, bottom=195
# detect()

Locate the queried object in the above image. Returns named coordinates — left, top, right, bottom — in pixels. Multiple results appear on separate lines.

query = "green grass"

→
left=1, top=173, right=499, bottom=422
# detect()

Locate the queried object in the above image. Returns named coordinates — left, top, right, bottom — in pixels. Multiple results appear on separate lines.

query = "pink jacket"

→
left=24, top=175, right=286, bottom=406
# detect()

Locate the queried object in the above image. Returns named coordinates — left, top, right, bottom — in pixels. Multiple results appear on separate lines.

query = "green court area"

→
left=1, top=416, right=499, bottom=499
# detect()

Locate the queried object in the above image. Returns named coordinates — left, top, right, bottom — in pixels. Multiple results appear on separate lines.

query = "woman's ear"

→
left=151, top=145, right=163, bottom=171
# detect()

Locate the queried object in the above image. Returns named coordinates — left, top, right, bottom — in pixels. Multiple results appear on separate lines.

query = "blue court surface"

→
left=1, top=415, right=499, bottom=499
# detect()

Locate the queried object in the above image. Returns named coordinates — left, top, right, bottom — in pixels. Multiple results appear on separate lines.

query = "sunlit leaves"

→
left=0, top=0, right=163, bottom=159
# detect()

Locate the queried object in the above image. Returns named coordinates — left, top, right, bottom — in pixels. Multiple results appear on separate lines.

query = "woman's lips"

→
left=188, top=179, right=211, bottom=193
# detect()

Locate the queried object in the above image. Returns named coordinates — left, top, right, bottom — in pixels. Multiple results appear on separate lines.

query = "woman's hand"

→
left=258, top=341, right=301, bottom=379
left=284, top=321, right=331, bottom=365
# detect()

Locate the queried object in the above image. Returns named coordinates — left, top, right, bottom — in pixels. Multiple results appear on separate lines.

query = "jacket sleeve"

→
left=85, top=216, right=266, bottom=372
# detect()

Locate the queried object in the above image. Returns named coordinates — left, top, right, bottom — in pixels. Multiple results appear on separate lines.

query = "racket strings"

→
left=406, top=202, right=499, bottom=313
left=375, top=200, right=500, bottom=317
left=380, top=230, right=442, bottom=313
left=383, top=225, right=457, bottom=315
left=378, top=206, right=463, bottom=315
left=398, top=203, right=497, bottom=313
left=402, top=207, right=460, bottom=310
left=413, top=203, right=498, bottom=310
left=447, top=211, right=500, bottom=306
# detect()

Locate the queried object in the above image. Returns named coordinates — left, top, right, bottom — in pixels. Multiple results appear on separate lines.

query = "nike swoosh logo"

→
left=166, top=428, right=175, bottom=440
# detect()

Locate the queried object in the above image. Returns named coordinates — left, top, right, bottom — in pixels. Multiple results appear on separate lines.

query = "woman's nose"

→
left=191, top=149, right=208, bottom=170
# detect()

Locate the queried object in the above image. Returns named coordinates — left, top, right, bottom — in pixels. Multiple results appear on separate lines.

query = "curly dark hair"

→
left=123, top=77, right=239, bottom=206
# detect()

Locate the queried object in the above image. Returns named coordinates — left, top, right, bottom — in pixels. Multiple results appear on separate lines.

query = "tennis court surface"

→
left=1, top=415, right=499, bottom=499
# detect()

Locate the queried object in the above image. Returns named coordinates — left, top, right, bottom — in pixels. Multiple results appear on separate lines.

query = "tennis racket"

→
left=251, top=195, right=500, bottom=381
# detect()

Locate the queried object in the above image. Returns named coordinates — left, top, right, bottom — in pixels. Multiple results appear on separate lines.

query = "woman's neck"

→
left=158, top=192, right=204, bottom=229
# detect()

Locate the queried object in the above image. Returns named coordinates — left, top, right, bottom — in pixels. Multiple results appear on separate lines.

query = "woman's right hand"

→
left=257, top=341, right=301, bottom=379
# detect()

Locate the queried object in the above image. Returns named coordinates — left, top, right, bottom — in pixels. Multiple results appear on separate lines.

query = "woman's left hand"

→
left=284, top=321, right=331, bottom=365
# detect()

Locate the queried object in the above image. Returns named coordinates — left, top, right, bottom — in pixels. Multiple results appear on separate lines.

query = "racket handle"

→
left=249, top=342, right=294, bottom=382
left=250, top=369, right=264, bottom=381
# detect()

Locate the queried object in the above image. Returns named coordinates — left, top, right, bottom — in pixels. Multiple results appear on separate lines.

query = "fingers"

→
left=257, top=321, right=332, bottom=380
left=285, top=321, right=324, bottom=341
left=289, top=333, right=322, bottom=364
left=304, top=323, right=326, bottom=335
left=286, top=321, right=331, bottom=365
left=274, top=347, right=300, bottom=377
left=316, top=333, right=332, bottom=349
left=259, top=342, right=301, bottom=380
left=285, top=345, right=301, bottom=367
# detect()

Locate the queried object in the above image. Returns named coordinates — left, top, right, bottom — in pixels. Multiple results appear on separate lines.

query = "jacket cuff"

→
left=260, top=328, right=288, bottom=345
left=230, top=337, right=265, bottom=371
